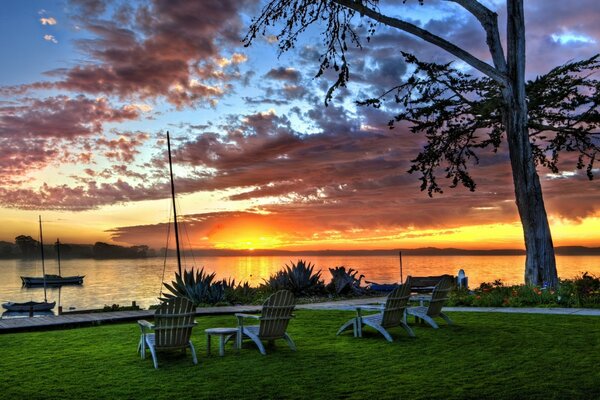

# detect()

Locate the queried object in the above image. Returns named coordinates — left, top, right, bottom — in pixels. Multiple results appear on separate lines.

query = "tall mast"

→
left=39, top=215, right=48, bottom=302
left=167, top=131, right=182, bottom=275
left=55, top=239, right=62, bottom=276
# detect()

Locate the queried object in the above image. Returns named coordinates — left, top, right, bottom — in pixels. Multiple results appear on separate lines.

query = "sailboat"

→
left=2, top=216, right=56, bottom=312
left=20, top=238, right=84, bottom=286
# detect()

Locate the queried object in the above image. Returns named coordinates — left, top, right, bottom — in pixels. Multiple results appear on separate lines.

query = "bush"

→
left=225, top=281, right=259, bottom=305
left=447, top=273, right=600, bottom=309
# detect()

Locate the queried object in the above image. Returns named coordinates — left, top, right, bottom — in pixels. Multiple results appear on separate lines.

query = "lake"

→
left=1, top=255, right=599, bottom=310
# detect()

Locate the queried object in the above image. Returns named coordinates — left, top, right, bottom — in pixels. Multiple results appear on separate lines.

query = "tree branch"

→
left=447, top=0, right=507, bottom=73
left=330, top=0, right=508, bottom=85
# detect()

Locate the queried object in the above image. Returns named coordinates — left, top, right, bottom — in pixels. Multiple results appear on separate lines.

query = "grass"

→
left=1, top=311, right=599, bottom=399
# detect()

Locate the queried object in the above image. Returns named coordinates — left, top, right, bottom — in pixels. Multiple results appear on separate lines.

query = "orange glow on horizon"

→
left=1, top=207, right=598, bottom=251
left=192, top=215, right=600, bottom=251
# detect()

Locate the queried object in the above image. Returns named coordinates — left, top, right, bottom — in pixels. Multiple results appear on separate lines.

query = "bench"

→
left=409, top=275, right=455, bottom=293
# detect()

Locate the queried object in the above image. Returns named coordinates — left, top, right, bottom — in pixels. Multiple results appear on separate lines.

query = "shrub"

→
left=572, top=272, right=600, bottom=307
left=448, top=274, right=600, bottom=309
left=225, top=281, right=259, bottom=304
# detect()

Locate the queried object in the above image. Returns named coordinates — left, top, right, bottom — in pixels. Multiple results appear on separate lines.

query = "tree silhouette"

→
left=15, top=235, right=39, bottom=259
left=244, top=0, right=600, bottom=287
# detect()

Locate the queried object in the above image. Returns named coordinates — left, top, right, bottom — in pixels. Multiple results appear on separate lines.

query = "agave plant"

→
left=162, top=267, right=219, bottom=305
left=327, top=266, right=366, bottom=296
left=283, top=260, right=325, bottom=296
left=263, top=270, right=288, bottom=292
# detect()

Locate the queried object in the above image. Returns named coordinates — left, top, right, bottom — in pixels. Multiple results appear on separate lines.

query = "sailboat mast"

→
left=56, top=239, right=62, bottom=276
left=39, top=215, right=48, bottom=302
left=167, top=131, right=182, bottom=275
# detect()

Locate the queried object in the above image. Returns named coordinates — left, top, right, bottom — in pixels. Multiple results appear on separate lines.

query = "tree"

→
left=244, top=0, right=600, bottom=287
left=15, top=235, right=39, bottom=259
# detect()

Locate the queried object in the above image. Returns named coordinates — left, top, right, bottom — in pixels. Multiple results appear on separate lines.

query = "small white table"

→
left=205, top=327, right=238, bottom=356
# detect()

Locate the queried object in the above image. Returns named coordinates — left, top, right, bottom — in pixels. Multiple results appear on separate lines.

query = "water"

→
left=1, top=255, right=598, bottom=310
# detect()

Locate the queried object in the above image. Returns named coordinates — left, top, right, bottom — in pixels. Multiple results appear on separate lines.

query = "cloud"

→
left=0, top=95, right=141, bottom=187
left=40, top=17, right=57, bottom=25
left=96, top=132, right=150, bottom=163
left=0, top=180, right=166, bottom=211
left=1, top=0, right=598, bottom=242
left=265, top=67, right=301, bottom=82
left=36, top=0, right=256, bottom=107
left=0, top=95, right=139, bottom=139
left=43, top=35, right=58, bottom=44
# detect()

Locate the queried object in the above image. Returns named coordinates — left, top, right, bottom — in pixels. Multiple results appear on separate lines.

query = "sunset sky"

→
left=0, top=0, right=598, bottom=251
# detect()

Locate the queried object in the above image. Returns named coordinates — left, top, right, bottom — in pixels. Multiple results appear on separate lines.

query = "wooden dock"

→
left=3, top=297, right=596, bottom=334
left=0, top=297, right=387, bottom=334
left=0, top=305, right=261, bottom=334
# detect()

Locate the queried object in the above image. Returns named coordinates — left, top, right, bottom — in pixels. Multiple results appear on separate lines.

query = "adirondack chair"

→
left=337, top=277, right=415, bottom=342
left=234, top=290, right=296, bottom=355
left=406, top=276, right=454, bottom=329
left=137, top=297, right=198, bottom=369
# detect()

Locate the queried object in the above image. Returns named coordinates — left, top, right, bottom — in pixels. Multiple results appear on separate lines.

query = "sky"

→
left=0, top=0, right=598, bottom=251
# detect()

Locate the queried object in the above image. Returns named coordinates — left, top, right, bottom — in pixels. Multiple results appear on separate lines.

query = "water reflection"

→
left=0, top=255, right=597, bottom=310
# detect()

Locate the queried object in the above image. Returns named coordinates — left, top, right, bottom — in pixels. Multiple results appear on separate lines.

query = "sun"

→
left=223, top=235, right=282, bottom=250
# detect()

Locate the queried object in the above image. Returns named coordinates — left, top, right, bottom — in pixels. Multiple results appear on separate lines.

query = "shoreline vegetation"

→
left=1, top=238, right=599, bottom=259
left=155, top=261, right=600, bottom=310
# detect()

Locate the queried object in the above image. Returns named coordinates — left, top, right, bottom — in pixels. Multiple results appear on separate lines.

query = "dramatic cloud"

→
left=0, top=180, right=167, bottom=211
left=41, top=0, right=255, bottom=107
left=0, top=95, right=139, bottom=139
left=0, top=95, right=141, bottom=187
left=1, top=0, right=598, bottom=248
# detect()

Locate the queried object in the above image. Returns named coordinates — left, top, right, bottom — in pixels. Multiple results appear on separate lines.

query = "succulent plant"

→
left=285, top=260, right=325, bottom=295
left=162, top=267, right=225, bottom=305
left=264, top=270, right=289, bottom=291
left=264, top=260, right=325, bottom=296
left=327, top=266, right=366, bottom=296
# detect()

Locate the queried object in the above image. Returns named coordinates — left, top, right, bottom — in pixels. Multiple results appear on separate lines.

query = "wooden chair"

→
left=234, top=290, right=296, bottom=355
left=406, top=276, right=454, bottom=329
left=337, top=277, right=415, bottom=342
left=137, top=297, right=198, bottom=369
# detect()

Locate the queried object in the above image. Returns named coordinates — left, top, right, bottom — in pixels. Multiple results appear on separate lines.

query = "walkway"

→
left=1, top=297, right=598, bottom=333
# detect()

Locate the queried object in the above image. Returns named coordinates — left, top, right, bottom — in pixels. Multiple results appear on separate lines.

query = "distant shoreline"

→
left=1, top=246, right=598, bottom=260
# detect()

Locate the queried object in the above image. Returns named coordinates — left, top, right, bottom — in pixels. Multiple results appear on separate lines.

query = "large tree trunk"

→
left=504, top=0, right=558, bottom=287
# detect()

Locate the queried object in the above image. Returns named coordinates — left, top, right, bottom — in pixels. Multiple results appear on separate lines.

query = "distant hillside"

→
left=3, top=242, right=598, bottom=260
left=0, top=238, right=155, bottom=260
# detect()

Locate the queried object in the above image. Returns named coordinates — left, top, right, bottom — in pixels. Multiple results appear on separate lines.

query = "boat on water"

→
left=2, top=216, right=56, bottom=312
left=21, top=238, right=84, bottom=287
left=1, top=300, right=56, bottom=312
left=21, top=274, right=84, bottom=286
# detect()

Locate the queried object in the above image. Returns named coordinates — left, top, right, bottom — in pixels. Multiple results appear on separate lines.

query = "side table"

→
left=205, top=327, right=238, bottom=356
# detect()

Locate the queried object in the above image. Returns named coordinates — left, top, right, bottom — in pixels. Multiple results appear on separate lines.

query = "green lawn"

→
left=0, top=311, right=598, bottom=399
